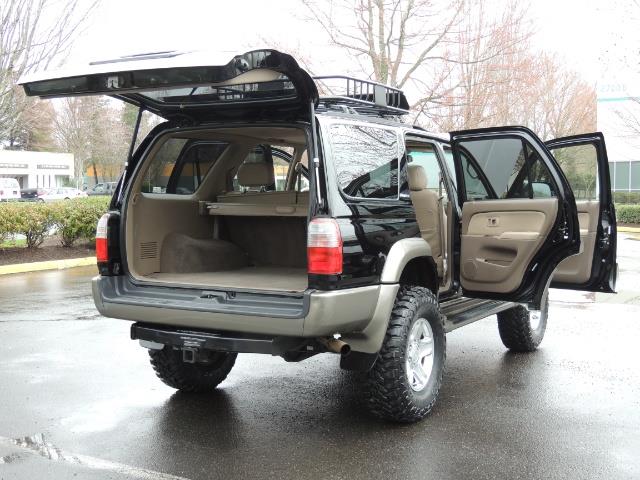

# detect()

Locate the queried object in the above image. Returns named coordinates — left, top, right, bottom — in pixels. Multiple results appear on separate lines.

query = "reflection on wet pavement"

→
left=0, top=234, right=639, bottom=479
left=0, top=433, right=190, bottom=479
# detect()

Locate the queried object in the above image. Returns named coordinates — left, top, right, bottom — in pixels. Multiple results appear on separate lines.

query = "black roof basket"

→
left=313, top=76, right=410, bottom=117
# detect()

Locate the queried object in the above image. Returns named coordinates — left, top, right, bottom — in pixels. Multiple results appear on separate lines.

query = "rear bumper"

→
left=92, top=275, right=392, bottom=341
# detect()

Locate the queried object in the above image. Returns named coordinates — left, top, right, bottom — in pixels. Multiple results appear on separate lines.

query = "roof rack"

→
left=313, top=76, right=410, bottom=117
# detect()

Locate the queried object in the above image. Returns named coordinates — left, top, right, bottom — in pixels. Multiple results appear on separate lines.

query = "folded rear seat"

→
left=217, top=190, right=309, bottom=205
left=213, top=161, right=309, bottom=212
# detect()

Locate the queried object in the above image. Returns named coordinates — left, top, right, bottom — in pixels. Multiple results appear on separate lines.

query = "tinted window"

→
left=330, top=124, right=399, bottom=199
left=142, top=139, right=227, bottom=194
left=550, top=143, right=598, bottom=200
left=460, top=151, right=491, bottom=200
left=458, top=137, right=556, bottom=200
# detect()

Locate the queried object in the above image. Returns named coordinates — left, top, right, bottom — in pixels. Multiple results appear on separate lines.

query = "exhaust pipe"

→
left=318, top=337, right=351, bottom=356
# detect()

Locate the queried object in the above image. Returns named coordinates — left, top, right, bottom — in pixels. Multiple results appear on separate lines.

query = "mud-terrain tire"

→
left=497, top=289, right=549, bottom=352
left=149, top=347, right=237, bottom=392
left=362, top=286, right=446, bottom=423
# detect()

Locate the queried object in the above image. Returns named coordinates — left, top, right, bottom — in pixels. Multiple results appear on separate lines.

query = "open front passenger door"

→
left=546, top=133, right=617, bottom=292
left=450, top=126, right=580, bottom=307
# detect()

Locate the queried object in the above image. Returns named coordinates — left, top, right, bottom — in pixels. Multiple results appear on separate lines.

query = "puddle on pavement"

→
left=60, top=388, right=169, bottom=433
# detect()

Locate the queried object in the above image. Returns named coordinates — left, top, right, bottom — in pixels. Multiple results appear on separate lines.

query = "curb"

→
left=0, top=256, right=95, bottom=276
left=618, top=226, right=640, bottom=233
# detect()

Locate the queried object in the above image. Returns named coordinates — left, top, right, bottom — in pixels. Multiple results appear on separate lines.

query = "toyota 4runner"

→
left=20, top=49, right=618, bottom=422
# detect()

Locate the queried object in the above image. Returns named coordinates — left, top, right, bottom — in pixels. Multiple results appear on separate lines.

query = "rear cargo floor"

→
left=144, top=266, right=307, bottom=292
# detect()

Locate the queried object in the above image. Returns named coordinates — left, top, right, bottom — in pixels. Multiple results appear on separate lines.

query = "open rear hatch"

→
left=19, top=49, right=319, bottom=122
left=20, top=50, right=318, bottom=295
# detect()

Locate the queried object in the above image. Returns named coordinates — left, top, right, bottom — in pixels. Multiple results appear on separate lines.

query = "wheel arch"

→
left=341, top=238, right=439, bottom=370
left=380, top=238, right=438, bottom=294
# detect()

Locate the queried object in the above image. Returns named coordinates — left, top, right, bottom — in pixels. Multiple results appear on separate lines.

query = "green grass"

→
left=0, top=238, right=26, bottom=248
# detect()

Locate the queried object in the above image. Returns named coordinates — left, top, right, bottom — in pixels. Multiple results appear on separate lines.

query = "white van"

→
left=0, top=178, right=21, bottom=201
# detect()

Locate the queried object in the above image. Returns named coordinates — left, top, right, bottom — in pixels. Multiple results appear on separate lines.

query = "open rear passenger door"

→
left=546, top=133, right=617, bottom=292
left=450, top=126, right=580, bottom=308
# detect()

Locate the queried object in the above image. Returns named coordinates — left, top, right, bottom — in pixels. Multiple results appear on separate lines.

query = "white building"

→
left=597, top=81, right=640, bottom=192
left=0, top=150, right=74, bottom=189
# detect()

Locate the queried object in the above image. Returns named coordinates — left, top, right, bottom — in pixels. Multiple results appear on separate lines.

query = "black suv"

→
left=21, top=49, right=617, bottom=422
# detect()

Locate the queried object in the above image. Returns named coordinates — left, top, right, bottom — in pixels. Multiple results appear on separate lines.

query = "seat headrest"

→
left=408, top=164, right=428, bottom=191
left=237, top=162, right=274, bottom=188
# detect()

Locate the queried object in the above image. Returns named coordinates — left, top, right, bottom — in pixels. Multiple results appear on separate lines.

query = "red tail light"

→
left=96, top=213, right=110, bottom=264
left=307, top=218, right=343, bottom=275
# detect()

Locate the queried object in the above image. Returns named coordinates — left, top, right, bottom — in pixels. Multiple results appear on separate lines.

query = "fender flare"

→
left=380, top=237, right=433, bottom=283
left=342, top=238, right=435, bottom=360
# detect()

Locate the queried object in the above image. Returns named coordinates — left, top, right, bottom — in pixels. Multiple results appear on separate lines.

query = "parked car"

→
left=20, top=49, right=618, bottom=423
left=20, top=188, right=47, bottom=201
left=39, top=187, right=88, bottom=202
left=86, top=182, right=117, bottom=196
left=0, top=178, right=21, bottom=201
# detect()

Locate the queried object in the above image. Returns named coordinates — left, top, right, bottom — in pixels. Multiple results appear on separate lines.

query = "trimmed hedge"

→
left=0, top=197, right=110, bottom=248
left=618, top=204, right=640, bottom=225
left=613, top=191, right=640, bottom=205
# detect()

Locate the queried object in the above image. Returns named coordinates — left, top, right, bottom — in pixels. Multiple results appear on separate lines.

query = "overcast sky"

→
left=61, top=0, right=638, bottom=97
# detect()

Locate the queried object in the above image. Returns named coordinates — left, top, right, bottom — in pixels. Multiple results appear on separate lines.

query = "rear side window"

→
left=330, top=124, right=399, bottom=200
left=142, top=139, right=228, bottom=194
left=549, top=143, right=598, bottom=200
left=231, top=145, right=293, bottom=192
left=457, top=137, right=557, bottom=200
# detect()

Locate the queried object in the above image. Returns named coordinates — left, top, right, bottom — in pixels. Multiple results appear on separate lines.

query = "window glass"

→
left=609, top=162, right=615, bottom=189
left=614, top=162, right=630, bottom=191
left=507, top=144, right=557, bottom=199
left=142, top=139, right=227, bottom=194
left=330, top=124, right=398, bottom=199
left=442, top=146, right=457, bottom=189
left=550, top=143, right=598, bottom=200
left=272, top=147, right=295, bottom=191
left=458, top=137, right=556, bottom=200
left=231, top=145, right=293, bottom=192
left=631, top=161, right=640, bottom=191
left=405, top=142, right=448, bottom=201
left=293, top=150, right=310, bottom=192
left=140, top=78, right=295, bottom=105
left=460, top=151, right=491, bottom=200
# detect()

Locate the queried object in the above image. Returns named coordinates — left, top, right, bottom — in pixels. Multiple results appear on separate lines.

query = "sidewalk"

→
left=0, top=256, right=95, bottom=276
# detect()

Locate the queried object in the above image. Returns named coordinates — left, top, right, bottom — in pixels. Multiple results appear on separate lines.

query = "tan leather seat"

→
left=408, top=164, right=443, bottom=276
left=217, top=161, right=309, bottom=207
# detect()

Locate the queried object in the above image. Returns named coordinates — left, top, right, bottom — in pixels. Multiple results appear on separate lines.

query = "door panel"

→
left=546, top=133, right=617, bottom=292
left=461, top=198, right=558, bottom=293
left=450, top=126, right=580, bottom=307
left=553, top=201, right=599, bottom=283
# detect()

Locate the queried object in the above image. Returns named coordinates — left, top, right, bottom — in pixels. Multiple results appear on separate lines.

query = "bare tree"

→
left=54, top=97, right=129, bottom=187
left=0, top=0, right=97, bottom=146
left=424, top=12, right=596, bottom=140
left=301, top=0, right=530, bottom=110
left=615, top=99, right=640, bottom=138
left=4, top=89, right=57, bottom=150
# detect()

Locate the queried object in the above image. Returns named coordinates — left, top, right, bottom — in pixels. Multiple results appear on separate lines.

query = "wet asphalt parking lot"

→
left=1, top=235, right=639, bottom=480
